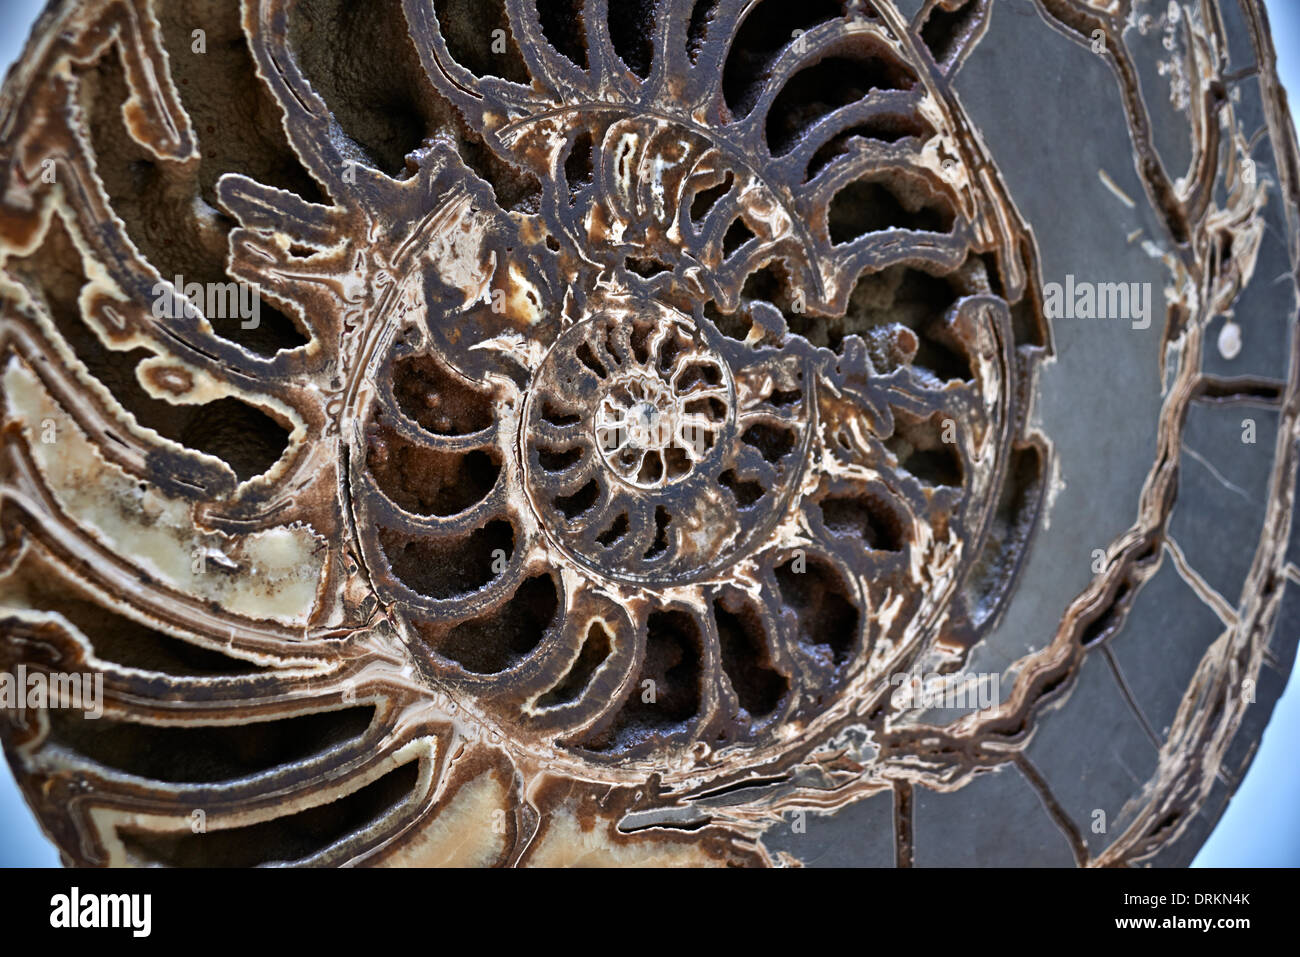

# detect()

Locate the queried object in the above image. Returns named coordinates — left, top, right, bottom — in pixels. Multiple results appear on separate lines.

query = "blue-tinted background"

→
left=0, top=0, right=1296, bottom=867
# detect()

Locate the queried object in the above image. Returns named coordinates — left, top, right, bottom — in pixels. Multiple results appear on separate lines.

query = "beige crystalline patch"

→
left=5, top=360, right=323, bottom=624
left=377, top=773, right=509, bottom=868
left=525, top=805, right=721, bottom=868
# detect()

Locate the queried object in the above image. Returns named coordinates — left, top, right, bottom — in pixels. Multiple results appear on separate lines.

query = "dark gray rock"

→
left=913, top=766, right=1077, bottom=867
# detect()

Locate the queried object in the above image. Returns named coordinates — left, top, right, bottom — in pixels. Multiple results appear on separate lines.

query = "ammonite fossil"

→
left=0, top=0, right=1296, bottom=867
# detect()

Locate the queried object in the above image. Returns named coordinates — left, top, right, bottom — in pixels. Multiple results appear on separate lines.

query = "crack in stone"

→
left=1182, top=443, right=1254, bottom=503
left=1164, top=537, right=1240, bottom=627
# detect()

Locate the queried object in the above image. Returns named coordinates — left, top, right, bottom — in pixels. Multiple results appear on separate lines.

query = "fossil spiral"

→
left=1, top=0, right=1297, bottom=867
